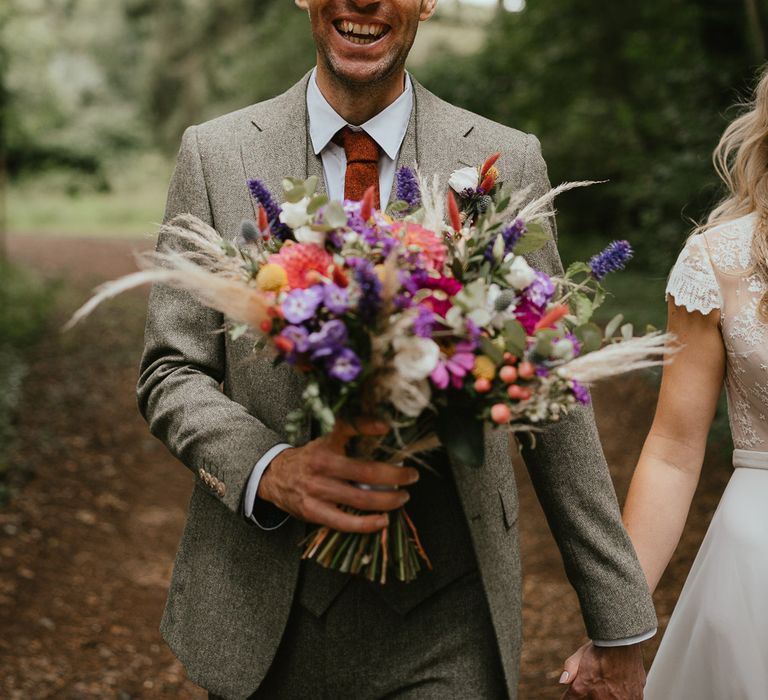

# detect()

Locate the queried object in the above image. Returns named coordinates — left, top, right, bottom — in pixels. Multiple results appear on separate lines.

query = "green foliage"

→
left=417, top=0, right=765, bottom=271
left=0, top=262, right=57, bottom=506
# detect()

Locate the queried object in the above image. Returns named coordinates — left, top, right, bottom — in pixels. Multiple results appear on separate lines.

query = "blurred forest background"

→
left=1, top=2, right=765, bottom=696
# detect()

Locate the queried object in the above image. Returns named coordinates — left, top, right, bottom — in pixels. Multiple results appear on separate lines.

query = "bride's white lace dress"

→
left=645, top=213, right=768, bottom=699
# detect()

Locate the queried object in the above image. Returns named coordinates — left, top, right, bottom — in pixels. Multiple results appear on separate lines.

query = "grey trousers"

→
left=210, top=569, right=506, bottom=700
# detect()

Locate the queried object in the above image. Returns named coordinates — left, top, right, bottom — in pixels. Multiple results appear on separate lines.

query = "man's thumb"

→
left=560, top=649, right=584, bottom=685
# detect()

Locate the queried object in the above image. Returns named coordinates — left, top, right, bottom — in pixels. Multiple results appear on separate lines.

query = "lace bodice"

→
left=666, top=213, right=768, bottom=450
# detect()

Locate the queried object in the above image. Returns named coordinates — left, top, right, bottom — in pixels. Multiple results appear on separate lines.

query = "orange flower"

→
left=395, top=222, right=448, bottom=270
left=268, top=244, right=333, bottom=289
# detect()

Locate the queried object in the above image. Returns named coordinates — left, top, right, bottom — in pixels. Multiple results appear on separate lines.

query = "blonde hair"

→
left=698, top=66, right=768, bottom=318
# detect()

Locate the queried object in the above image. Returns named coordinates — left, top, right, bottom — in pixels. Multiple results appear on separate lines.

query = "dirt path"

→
left=1, top=236, right=731, bottom=699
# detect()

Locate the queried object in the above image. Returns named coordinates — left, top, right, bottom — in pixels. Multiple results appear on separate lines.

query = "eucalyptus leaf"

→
left=284, top=186, right=306, bottom=204
left=513, top=221, right=552, bottom=255
left=574, top=323, right=603, bottom=353
left=304, top=175, right=319, bottom=196
left=324, top=201, right=348, bottom=229
left=388, top=200, right=409, bottom=213
left=307, top=194, right=329, bottom=215
left=229, top=323, right=249, bottom=341
left=480, top=336, right=504, bottom=365
left=534, top=328, right=557, bottom=357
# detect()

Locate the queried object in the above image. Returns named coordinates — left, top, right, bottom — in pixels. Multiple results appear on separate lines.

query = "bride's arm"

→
left=622, top=298, right=726, bottom=593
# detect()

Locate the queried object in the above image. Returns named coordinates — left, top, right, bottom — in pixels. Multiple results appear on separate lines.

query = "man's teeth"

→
left=337, top=20, right=386, bottom=38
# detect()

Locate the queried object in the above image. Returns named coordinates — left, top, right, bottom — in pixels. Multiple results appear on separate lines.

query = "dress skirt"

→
left=645, top=450, right=768, bottom=700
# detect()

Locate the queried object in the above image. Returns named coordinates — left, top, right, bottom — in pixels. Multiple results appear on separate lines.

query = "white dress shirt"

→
left=241, top=67, right=654, bottom=647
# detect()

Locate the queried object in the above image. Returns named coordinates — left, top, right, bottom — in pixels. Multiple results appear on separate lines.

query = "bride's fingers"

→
left=559, top=642, right=590, bottom=685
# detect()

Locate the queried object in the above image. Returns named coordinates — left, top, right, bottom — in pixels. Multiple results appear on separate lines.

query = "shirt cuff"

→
left=592, top=629, right=657, bottom=647
left=243, top=443, right=293, bottom=531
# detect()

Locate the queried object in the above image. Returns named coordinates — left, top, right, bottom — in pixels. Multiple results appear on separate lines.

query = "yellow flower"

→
left=472, top=355, right=497, bottom=380
left=256, top=263, right=288, bottom=292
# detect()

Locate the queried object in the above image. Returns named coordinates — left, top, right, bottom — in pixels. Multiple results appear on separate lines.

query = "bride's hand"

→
left=559, top=641, right=590, bottom=686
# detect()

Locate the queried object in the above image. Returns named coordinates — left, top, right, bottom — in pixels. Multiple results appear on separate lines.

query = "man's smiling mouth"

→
left=334, top=20, right=391, bottom=45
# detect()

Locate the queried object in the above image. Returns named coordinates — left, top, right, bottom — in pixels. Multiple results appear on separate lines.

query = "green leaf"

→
left=573, top=293, right=593, bottom=325
left=534, top=328, right=557, bottom=357
left=495, top=195, right=511, bottom=213
left=324, top=201, right=348, bottom=229
left=592, top=285, right=606, bottom=311
left=480, top=336, right=504, bottom=365
left=604, top=313, right=624, bottom=339
left=285, top=187, right=306, bottom=204
left=574, top=323, right=603, bottom=353
left=513, top=221, right=552, bottom=255
left=436, top=405, right=485, bottom=469
left=565, top=261, right=591, bottom=279
left=304, top=175, right=319, bottom=196
left=502, top=320, right=527, bottom=356
left=387, top=200, right=409, bottom=213
left=307, top=194, right=329, bottom=215
left=229, top=323, right=249, bottom=341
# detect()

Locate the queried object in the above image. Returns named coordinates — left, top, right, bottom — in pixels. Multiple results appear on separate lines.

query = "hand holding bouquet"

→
left=71, top=155, right=670, bottom=584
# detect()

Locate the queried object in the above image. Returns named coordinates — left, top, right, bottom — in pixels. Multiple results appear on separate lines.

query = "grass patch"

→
left=7, top=153, right=173, bottom=239
left=0, top=262, right=58, bottom=506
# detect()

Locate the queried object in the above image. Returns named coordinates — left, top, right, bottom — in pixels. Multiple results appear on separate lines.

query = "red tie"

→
left=338, top=126, right=381, bottom=208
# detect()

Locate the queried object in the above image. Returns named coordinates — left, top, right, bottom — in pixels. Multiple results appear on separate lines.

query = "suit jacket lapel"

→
left=240, top=74, right=313, bottom=219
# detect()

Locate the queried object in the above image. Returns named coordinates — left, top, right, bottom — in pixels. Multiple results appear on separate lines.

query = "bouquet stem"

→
left=300, top=506, right=433, bottom=584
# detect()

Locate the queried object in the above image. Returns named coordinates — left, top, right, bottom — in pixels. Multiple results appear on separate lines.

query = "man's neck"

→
left=314, top=64, right=406, bottom=126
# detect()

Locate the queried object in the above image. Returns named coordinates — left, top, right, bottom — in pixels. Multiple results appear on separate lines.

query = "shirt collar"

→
left=307, top=67, right=413, bottom=161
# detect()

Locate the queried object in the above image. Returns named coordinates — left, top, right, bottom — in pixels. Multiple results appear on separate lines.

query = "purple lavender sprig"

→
left=348, top=257, right=382, bottom=323
left=484, top=217, right=526, bottom=262
left=588, top=240, right=633, bottom=281
left=395, top=167, right=421, bottom=210
left=247, top=179, right=292, bottom=241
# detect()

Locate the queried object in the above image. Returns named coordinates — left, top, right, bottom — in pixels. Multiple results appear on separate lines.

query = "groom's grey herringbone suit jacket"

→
left=138, top=74, right=657, bottom=699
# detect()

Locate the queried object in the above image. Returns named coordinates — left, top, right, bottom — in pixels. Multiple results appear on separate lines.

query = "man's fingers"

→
left=327, top=456, right=419, bottom=487
left=560, top=643, right=589, bottom=685
left=306, top=500, right=389, bottom=533
left=310, top=478, right=411, bottom=512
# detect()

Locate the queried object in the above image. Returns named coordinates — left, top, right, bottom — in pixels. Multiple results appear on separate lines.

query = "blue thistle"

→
left=588, top=240, right=633, bottom=281
left=484, top=218, right=526, bottom=262
left=247, top=179, right=292, bottom=241
left=395, top=167, right=421, bottom=209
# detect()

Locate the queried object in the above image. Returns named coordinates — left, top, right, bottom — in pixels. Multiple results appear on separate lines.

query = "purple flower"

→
left=281, top=286, right=324, bottom=324
left=484, top=218, right=526, bottom=262
left=324, top=283, right=350, bottom=314
left=571, top=380, right=591, bottom=405
left=588, top=240, right=633, bottom=281
left=430, top=341, right=476, bottom=390
left=247, top=179, right=292, bottom=241
left=566, top=332, right=582, bottom=356
left=413, top=305, right=436, bottom=338
left=348, top=257, right=382, bottom=323
left=525, top=272, right=555, bottom=307
left=327, top=348, right=362, bottom=382
left=279, top=325, right=310, bottom=354
left=395, top=167, right=421, bottom=209
left=307, top=320, right=348, bottom=359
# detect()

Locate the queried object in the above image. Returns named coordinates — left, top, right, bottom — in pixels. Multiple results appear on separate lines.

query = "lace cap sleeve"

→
left=665, top=235, right=722, bottom=315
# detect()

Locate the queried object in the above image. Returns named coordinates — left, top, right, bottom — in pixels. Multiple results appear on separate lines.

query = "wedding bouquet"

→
left=70, top=154, right=669, bottom=584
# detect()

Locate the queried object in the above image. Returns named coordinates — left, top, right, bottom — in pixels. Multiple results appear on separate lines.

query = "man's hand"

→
left=258, top=417, right=418, bottom=533
left=559, top=642, right=646, bottom=699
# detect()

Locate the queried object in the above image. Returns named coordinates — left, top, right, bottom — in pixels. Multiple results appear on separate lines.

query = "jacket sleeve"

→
left=136, top=125, right=285, bottom=515
left=518, top=134, right=657, bottom=641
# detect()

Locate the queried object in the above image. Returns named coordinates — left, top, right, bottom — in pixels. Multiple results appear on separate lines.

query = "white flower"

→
left=393, top=336, right=440, bottom=381
left=448, top=166, right=479, bottom=194
left=505, top=256, right=536, bottom=290
left=389, top=376, right=431, bottom=417
left=279, top=197, right=311, bottom=229
left=293, top=225, right=326, bottom=246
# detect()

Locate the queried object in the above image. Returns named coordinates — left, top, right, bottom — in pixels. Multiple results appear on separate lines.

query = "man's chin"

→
left=324, top=58, right=399, bottom=88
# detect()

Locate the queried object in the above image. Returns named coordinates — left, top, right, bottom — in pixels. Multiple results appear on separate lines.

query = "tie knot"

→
left=338, top=126, right=380, bottom=164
